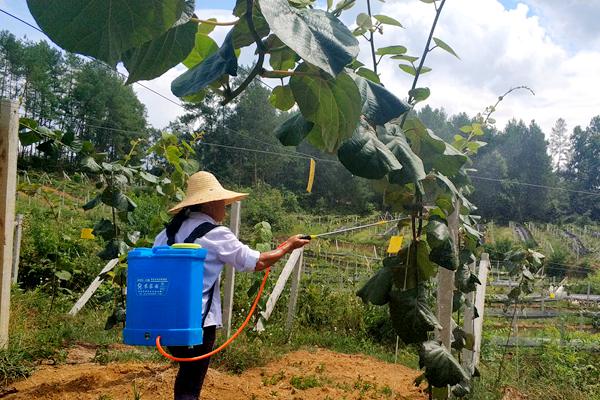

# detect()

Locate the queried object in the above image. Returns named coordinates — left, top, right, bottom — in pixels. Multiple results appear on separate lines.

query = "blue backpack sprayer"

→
left=122, top=217, right=407, bottom=362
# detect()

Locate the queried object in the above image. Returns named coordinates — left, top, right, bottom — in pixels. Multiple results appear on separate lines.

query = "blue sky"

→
left=1, top=0, right=600, bottom=136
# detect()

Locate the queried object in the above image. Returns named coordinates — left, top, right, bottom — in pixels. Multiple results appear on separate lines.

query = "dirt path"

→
left=4, top=348, right=427, bottom=400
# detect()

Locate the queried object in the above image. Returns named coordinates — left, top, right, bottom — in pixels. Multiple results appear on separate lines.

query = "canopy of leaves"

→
left=259, top=0, right=359, bottom=76
left=27, top=0, right=187, bottom=66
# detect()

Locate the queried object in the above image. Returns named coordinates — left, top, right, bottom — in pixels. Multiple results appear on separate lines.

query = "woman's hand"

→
left=285, top=234, right=311, bottom=251
left=255, top=235, right=310, bottom=271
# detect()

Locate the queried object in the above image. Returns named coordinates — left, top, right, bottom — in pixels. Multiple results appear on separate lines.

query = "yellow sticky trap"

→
left=387, top=235, right=403, bottom=254
left=306, top=158, right=316, bottom=193
left=549, top=292, right=555, bottom=299
left=80, top=228, right=95, bottom=240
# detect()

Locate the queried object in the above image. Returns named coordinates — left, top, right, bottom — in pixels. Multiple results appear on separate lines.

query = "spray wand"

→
left=156, top=216, right=407, bottom=362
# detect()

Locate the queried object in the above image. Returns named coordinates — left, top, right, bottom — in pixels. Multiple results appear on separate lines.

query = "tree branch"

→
left=220, top=0, right=265, bottom=106
left=366, top=0, right=378, bottom=74
left=400, top=0, right=447, bottom=128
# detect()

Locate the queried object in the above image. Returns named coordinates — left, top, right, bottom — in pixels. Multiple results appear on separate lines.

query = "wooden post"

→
left=462, top=253, right=490, bottom=373
left=222, top=201, right=241, bottom=337
left=11, top=214, right=23, bottom=284
left=68, top=259, right=119, bottom=316
left=436, top=200, right=460, bottom=350
left=0, top=99, right=19, bottom=349
left=285, top=250, right=303, bottom=332
left=256, top=248, right=303, bottom=332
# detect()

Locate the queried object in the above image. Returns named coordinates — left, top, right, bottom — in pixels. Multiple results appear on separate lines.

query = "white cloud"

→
left=369, top=0, right=600, bottom=134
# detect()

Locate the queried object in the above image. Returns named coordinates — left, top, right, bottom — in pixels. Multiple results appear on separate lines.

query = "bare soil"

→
left=4, top=347, right=427, bottom=400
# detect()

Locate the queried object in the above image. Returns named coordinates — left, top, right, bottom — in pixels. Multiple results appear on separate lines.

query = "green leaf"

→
left=100, top=187, right=137, bottom=212
left=122, top=1, right=196, bottom=84
left=426, top=216, right=458, bottom=270
left=338, top=118, right=402, bottom=179
left=275, top=113, right=315, bottom=146
left=259, top=0, right=359, bottom=76
left=139, top=171, right=159, bottom=184
left=433, top=37, right=460, bottom=59
left=419, top=341, right=470, bottom=387
left=269, top=85, right=296, bottom=111
left=232, top=4, right=270, bottom=48
left=392, top=54, right=419, bottom=63
left=414, top=241, right=437, bottom=280
left=171, top=30, right=238, bottom=98
left=81, top=157, right=101, bottom=173
left=98, top=240, right=129, bottom=260
left=182, top=28, right=219, bottom=68
left=356, top=264, right=393, bottom=305
left=93, top=219, right=115, bottom=241
left=352, top=74, right=410, bottom=126
left=27, top=0, right=187, bottom=66
left=377, top=125, right=426, bottom=185
left=374, top=15, right=403, bottom=27
left=455, top=263, right=481, bottom=293
left=55, top=270, right=72, bottom=281
left=334, top=0, right=356, bottom=14
left=290, top=64, right=361, bottom=152
left=266, top=35, right=298, bottom=70
left=452, top=326, right=474, bottom=354
left=409, top=87, right=430, bottom=103
left=389, top=287, right=441, bottom=344
left=402, top=118, right=468, bottom=177
left=419, top=66, right=432, bottom=74
left=376, top=45, right=407, bottom=56
left=356, top=13, right=372, bottom=29
left=399, top=64, right=417, bottom=76
left=82, top=196, right=102, bottom=211
left=355, top=67, right=380, bottom=83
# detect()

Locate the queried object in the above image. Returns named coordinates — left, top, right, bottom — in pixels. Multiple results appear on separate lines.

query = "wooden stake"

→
left=285, top=250, right=303, bottom=332
left=11, top=214, right=23, bottom=284
left=436, top=200, right=460, bottom=351
left=222, top=201, right=241, bottom=337
left=0, top=99, right=19, bottom=349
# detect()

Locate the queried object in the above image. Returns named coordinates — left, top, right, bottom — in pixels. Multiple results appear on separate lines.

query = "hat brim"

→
left=168, top=189, right=248, bottom=214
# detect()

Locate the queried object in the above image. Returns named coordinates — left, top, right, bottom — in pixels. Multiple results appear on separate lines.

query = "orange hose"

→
left=156, top=266, right=271, bottom=362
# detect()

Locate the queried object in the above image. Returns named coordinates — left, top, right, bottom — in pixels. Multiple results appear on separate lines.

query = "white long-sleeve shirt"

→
left=153, top=212, right=260, bottom=328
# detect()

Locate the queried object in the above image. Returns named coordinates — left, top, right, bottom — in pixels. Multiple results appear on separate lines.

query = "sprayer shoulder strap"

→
left=183, top=222, right=220, bottom=326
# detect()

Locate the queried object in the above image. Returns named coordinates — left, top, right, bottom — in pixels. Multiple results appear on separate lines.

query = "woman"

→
left=153, top=171, right=309, bottom=400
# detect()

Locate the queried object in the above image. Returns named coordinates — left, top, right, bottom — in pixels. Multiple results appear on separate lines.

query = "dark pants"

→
left=167, top=326, right=217, bottom=400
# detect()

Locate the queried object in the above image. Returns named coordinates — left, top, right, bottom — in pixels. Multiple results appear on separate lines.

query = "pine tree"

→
left=548, top=118, right=571, bottom=172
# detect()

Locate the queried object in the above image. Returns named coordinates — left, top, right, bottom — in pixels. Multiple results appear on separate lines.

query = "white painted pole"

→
left=436, top=200, right=459, bottom=350
left=222, top=201, right=241, bottom=337
left=285, top=250, right=303, bottom=332
left=256, top=248, right=303, bottom=332
left=0, top=99, right=19, bottom=349
left=462, top=254, right=490, bottom=373
left=11, top=214, right=23, bottom=284
left=68, top=259, right=119, bottom=316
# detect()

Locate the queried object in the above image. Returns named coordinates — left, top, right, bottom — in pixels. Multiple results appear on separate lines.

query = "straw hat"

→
left=168, top=171, right=248, bottom=214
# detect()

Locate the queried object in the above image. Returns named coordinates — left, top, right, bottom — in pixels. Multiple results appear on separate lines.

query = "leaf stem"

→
left=400, top=0, right=447, bottom=128
left=221, top=0, right=265, bottom=106
left=190, top=17, right=239, bottom=26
